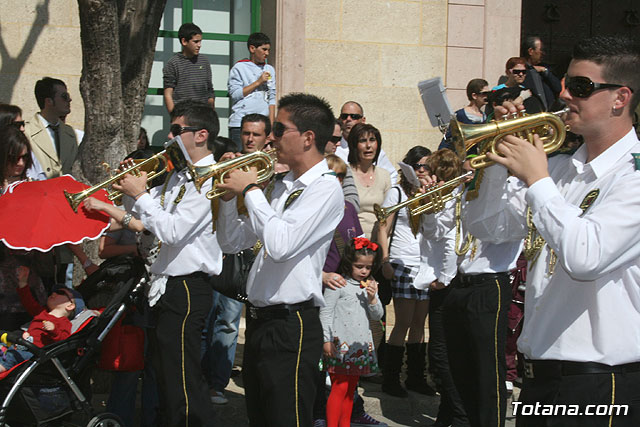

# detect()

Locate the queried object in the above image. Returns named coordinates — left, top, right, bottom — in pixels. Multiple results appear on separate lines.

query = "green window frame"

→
left=147, top=0, right=262, bottom=98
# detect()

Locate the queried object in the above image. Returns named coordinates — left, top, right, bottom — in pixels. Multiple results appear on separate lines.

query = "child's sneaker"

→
left=210, top=390, right=229, bottom=405
left=351, top=413, right=388, bottom=426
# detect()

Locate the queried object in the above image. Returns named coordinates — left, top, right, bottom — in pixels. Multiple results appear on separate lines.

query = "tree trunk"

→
left=74, top=0, right=167, bottom=184
left=72, top=0, right=167, bottom=284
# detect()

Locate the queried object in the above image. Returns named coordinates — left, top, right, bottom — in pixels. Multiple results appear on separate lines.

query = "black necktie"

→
left=49, top=123, right=61, bottom=157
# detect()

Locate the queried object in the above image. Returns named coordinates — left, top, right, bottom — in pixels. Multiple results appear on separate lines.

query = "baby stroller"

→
left=0, top=255, right=148, bottom=427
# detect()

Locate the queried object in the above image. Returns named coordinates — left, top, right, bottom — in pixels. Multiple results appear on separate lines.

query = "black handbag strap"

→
left=387, top=187, right=401, bottom=250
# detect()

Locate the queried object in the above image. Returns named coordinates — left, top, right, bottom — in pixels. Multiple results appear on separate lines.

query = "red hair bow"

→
left=353, top=237, right=379, bottom=251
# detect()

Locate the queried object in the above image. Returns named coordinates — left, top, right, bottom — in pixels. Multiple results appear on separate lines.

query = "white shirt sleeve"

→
left=216, top=196, right=259, bottom=254
left=376, top=149, right=398, bottom=185
left=243, top=181, right=344, bottom=262
left=464, top=164, right=528, bottom=243
left=527, top=173, right=640, bottom=280
left=132, top=183, right=213, bottom=247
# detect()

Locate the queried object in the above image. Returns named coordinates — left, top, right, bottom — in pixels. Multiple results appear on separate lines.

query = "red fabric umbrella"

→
left=0, top=175, right=111, bottom=252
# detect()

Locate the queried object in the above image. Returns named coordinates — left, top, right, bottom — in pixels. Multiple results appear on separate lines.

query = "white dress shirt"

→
left=216, top=159, right=344, bottom=307
left=335, top=136, right=399, bottom=184
left=518, top=129, right=640, bottom=365
left=132, top=153, right=223, bottom=277
left=414, top=190, right=459, bottom=288
left=465, top=129, right=640, bottom=365
left=462, top=166, right=528, bottom=274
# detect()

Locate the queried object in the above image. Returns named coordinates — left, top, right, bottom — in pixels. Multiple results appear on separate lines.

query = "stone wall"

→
left=0, top=0, right=84, bottom=129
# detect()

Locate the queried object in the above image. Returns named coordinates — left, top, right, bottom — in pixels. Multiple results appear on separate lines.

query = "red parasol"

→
left=0, top=175, right=112, bottom=252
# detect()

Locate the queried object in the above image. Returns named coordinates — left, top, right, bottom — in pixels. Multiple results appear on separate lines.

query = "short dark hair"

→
left=211, top=136, right=237, bottom=162
left=347, top=123, right=382, bottom=166
left=241, top=113, right=271, bottom=136
left=171, top=100, right=220, bottom=149
left=34, top=77, right=66, bottom=110
left=0, top=125, right=33, bottom=181
left=0, top=104, right=23, bottom=127
left=466, top=79, right=489, bottom=101
left=572, top=35, right=640, bottom=113
left=247, top=32, right=271, bottom=49
left=277, top=93, right=335, bottom=153
left=338, top=237, right=382, bottom=278
left=400, top=145, right=432, bottom=194
left=521, top=36, right=541, bottom=58
left=178, top=23, right=202, bottom=43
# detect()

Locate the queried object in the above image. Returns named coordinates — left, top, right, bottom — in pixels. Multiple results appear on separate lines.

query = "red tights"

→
left=326, top=373, right=359, bottom=427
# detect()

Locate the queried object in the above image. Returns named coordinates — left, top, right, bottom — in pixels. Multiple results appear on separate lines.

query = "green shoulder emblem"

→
left=632, top=153, right=640, bottom=171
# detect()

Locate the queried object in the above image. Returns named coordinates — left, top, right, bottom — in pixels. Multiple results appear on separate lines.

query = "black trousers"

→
left=443, top=273, right=511, bottom=427
left=154, top=274, right=215, bottom=427
left=429, top=286, right=469, bottom=426
left=243, top=307, right=323, bottom=427
left=517, top=366, right=640, bottom=427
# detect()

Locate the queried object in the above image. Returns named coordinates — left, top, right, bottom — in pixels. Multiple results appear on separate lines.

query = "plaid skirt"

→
left=390, top=262, right=429, bottom=301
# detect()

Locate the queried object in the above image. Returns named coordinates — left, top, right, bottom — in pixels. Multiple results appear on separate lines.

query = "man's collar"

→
left=283, top=158, right=330, bottom=188
left=340, top=136, right=348, bottom=149
left=37, top=113, right=60, bottom=128
left=571, top=128, right=639, bottom=177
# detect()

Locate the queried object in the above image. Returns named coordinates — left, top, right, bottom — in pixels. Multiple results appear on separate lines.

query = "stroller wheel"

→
left=85, top=413, right=124, bottom=427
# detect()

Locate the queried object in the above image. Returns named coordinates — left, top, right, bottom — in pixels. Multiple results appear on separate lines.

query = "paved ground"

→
left=94, top=304, right=520, bottom=426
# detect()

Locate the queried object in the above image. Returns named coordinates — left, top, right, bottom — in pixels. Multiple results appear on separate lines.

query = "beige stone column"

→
left=274, top=0, right=306, bottom=97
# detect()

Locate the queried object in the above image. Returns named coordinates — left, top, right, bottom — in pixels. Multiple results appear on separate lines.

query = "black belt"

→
left=523, top=359, right=640, bottom=379
left=171, top=272, right=210, bottom=281
left=456, top=272, right=508, bottom=287
left=249, top=299, right=317, bottom=320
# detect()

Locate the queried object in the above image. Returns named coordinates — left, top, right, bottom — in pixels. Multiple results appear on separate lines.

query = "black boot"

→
left=382, top=344, right=408, bottom=397
left=405, top=343, right=437, bottom=395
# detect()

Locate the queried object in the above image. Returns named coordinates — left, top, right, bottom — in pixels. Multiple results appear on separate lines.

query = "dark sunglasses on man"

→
left=170, top=124, right=201, bottom=137
left=339, top=113, right=363, bottom=121
left=328, top=136, right=342, bottom=143
left=564, top=75, right=634, bottom=98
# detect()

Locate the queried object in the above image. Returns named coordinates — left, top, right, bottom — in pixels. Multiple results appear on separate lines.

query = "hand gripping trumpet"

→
left=64, top=139, right=188, bottom=212
left=373, top=170, right=473, bottom=226
left=188, top=149, right=277, bottom=200
left=449, top=108, right=569, bottom=169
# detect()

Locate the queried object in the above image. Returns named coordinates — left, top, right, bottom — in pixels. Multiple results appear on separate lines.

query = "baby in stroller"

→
left=0, top=266, right=85, bottom=373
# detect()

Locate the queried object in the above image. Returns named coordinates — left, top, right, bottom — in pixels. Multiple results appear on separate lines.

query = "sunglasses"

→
left=12, top=121, right=25, bottom=128
left=339, top=113, right=363, bottom=121
left=170, top=124, right=201, bottom=136
left=9, top=153, right=30, bottom=164
left=564, top=75, right=633, bottom=98
left=413, top=163, right=429, bottom=170
left=54, top=288, right=72, bottom=301
left=510, top=69, right=527, bottom=76
left=329, top=136, right=342, bottom=143
left=272, top=121, right=299, bottom=138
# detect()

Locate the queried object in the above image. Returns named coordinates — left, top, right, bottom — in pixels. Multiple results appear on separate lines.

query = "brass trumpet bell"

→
left=189, top=149, right=277, bottom=200
left=64, top=138, right=187, bottom=212
left=449, top=108, right=569, bottom=169
left=373, top=171, right=473, bottom=226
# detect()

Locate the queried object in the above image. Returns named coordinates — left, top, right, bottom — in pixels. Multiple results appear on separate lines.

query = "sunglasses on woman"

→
left=564, top=75, right=634, bottom=98
left=510, top=69, right=527, bottom=76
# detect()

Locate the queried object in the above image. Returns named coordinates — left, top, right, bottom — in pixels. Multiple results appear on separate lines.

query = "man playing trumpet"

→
left=215, top=93, right=344, bottom=426
left=468, top=35, right=640, bottom=426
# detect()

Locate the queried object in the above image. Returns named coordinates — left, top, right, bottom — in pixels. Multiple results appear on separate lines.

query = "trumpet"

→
left=64, top=139, right=187, bottom=212
left=373, top=171, right=473, bottom=226
left=188, top=149, right=277, bottom=200
left=449, top=108, right=569, bottom=169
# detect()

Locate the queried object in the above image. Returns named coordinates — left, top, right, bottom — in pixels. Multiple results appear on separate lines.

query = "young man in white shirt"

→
left=114, top=101, right=223, bottom=426
left=216, top=93, right=344, bottom=426
left=475, top=35, right=640, bottom=427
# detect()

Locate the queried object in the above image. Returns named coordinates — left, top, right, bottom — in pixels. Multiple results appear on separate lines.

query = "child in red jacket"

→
left=0, top=266, right=85, bottom=372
